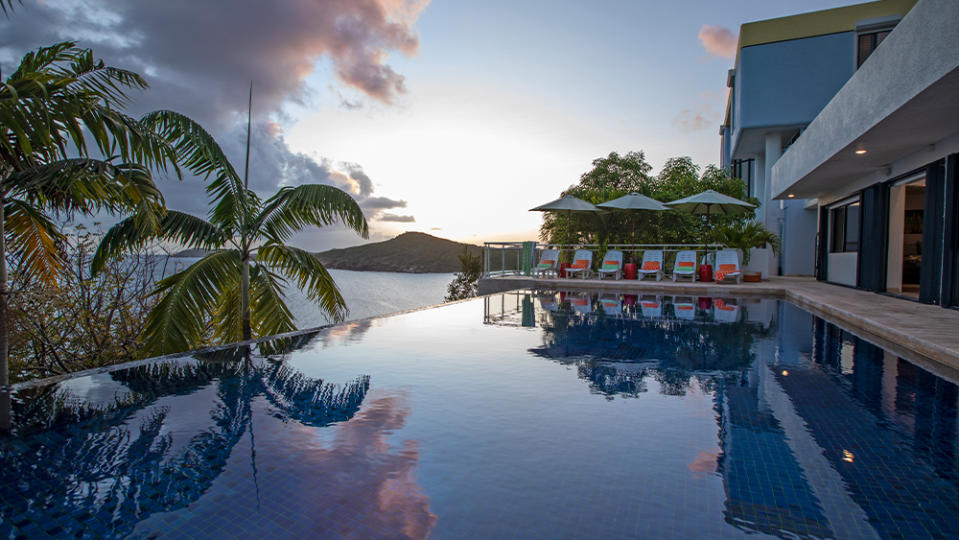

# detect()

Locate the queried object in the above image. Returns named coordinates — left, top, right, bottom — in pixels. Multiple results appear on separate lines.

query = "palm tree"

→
left=0, top=42, right=233, bottom=385
left=94, top=92, right=369, bottom=355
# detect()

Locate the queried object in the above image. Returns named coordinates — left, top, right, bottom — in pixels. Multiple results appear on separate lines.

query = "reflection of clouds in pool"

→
left=302, top=389, right=437, bottom=538
left=688, top=450, right=720, bottom=479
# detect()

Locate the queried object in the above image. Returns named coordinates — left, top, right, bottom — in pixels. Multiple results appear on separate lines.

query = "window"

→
left=830, top=201, right=860, bottom=252
left=732, top=159, right=755, bottom=198
left=857, top=30, right=890, bottom=67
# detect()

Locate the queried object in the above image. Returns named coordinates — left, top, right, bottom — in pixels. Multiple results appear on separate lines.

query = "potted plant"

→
left=714, top=221, right=780, bottom=282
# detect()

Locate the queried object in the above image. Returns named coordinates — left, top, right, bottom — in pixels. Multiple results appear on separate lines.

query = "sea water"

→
left=163, top=257, right=454, bottom=327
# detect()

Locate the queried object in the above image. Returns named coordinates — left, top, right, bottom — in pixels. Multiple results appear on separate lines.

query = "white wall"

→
left=828, top=252, right=858, bottom=286
left=887, top=184, right=905, bottom=292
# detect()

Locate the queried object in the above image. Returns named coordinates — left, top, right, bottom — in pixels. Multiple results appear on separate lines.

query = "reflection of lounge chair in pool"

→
left=597, top=250, right=623, bottom=280
left=565, top=249, right=593, bottom=279
left=538, top=293, right=559, bottom=312
left=671, top=250, right=697, bottom=282
left=713, top=298, right=740, bottom=323
left=638, top=250, right=663, bottom=281
left=672, top=296, right=696, bottom=320
left=599, top=294, right=621, bottom=316
left=714, top=249, right=742, bottom=284
left=570, top=294, right=592, bottom=315
left=640, top=295, right=662, bottom=318
left=534, top=249, right=559, bottom=278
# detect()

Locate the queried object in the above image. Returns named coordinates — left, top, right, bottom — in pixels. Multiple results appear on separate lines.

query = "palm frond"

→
left=139, top=110, right=240, bottom=181
left=249, top=263, right=296, bottom=337
left=92, top=210, right=225, bottom=275
left=0, top=0, right=21, bottom=16
left=5, top=159, right=164, bottom=218
left=143, top=250, right=241, bottom=355
left=4, top=199, right=65, bottom=286
left=257, top=184, right=368, bottom=243
left=257, top=244, right=347, bottom=323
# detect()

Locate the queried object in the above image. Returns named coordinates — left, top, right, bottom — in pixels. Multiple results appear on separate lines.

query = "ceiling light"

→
left=787, top=194, right=795, bottom=198
left=855, top=148, right=868, bottom=155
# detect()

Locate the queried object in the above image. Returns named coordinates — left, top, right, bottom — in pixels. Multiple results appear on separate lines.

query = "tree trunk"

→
left=0, top=196, right=8, bottom=387
left=240, top=253, right=251, bottom=341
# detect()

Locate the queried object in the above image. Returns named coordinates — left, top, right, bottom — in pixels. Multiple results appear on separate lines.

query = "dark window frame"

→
left=857, top=28, right=892, bottom=67
left=829, top=200, right=860, bottom=253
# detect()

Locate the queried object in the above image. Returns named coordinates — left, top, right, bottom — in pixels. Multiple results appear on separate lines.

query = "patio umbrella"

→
left=597, top=192, right=669, bottom=246
left=666, top=189, right=755, bottom=257
left=530, top=195, right=600, bottom=249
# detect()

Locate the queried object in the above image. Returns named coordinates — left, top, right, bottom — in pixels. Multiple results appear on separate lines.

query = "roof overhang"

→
left=771, top=0, right=959, bottom=200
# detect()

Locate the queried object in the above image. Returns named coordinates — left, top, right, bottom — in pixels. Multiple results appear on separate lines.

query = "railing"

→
left=482, top=242, right=727, bottom=277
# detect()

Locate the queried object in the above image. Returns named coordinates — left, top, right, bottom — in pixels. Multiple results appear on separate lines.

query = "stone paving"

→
left=478, top=275, right=959, bottom=375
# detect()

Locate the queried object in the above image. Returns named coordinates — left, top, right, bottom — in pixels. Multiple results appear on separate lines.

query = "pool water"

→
left=2, top=291, right=959, bottom=539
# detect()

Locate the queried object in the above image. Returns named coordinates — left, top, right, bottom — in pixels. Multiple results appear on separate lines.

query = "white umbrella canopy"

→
left=666, top=189, right=754, bottom=215
left=597, top=193, right=669, bottom=247
left=530, top=195, right=600, bottom=248
left=666, top=189, right=755, bottom=261
left=597, top=192, right=670, bottom=211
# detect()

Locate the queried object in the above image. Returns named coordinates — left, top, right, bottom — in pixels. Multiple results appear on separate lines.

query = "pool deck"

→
left=479, top=275, right=959, bottom=376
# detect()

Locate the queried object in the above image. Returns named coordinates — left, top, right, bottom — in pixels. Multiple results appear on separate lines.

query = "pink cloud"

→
left=698, top=24, right=737, bottom=59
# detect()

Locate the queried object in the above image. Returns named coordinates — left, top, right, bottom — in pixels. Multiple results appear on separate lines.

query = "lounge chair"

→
left=714, top=249, right=742, bottom=284
left=565, top=249, right=593, bottom=279
left=538, top=292, right=559, bottom=312
left=638, top=250, right=663, bottom=281
left=597, top=250, right=623, bottom=280
left=671, top=250, right=697, bottom=282
left=713, top=298, right=740, bottom=323
left=533, top=249, right=559, bottom=278
left=672, top=296, right=696, bottom=320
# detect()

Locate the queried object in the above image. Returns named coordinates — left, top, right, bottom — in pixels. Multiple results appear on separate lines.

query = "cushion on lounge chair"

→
left=641, top=261, right=660, bottom=272
left=602, top=260, right=620, bottom=270
left=570, top=259, right=589, bottom=269
left=676, top=261, right=695, bottom=270
left=537, top=259, right=555, bottom=269
left=715, top=263, right=738, bottom=282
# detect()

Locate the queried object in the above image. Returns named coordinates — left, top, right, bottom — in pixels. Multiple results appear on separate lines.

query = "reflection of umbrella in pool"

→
left=597, top=192, right=669, bottom=246
left=666, top=190, right=754, bottom=259
left=530, top=195, right=600, bottom=252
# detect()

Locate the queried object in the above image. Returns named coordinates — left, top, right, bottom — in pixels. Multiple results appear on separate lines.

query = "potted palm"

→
left=714, top=221, right=780, bottom=282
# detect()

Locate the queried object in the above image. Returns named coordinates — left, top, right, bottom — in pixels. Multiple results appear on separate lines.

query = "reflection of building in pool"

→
left=713, top=301, right=959, bottom=539
left=0, top=344, right=375, bottom=538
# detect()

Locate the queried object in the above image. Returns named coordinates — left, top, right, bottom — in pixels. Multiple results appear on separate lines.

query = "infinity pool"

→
left=2, top=291, right=958, bottom=538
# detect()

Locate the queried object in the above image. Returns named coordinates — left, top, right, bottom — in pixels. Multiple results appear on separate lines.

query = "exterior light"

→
left=842, top=450, right=854, bottom=463
left=787, top=194, right=795, bottom=199
left=855, top=148, right=868, bottom=155
left=781, top=370, right=789, bottom=376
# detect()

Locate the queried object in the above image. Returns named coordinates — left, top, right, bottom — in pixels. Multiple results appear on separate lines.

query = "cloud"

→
left=672, top=89, right=726, bottom=133
left=672, top=110, right=713, bottom=133
left=378, top=214, right=415, bottom=223
left=0, top=0, right=428, bottom=250
left=698, top=25, right=737, bottom=59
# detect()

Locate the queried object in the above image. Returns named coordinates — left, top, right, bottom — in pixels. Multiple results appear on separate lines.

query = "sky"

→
left=1, top=0, right=856, bottom=250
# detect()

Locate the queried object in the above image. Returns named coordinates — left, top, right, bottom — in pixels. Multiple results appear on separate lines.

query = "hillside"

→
left=314, top=232, right=482, bottom=273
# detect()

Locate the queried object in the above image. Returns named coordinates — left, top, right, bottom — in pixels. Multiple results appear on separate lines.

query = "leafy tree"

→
left=8, top=226, right=161, bottom=382
left=0, top=42, right=226, bottom=385
left=94, top=118, right=369, bottom=355
left=538, top=153, right=757, bottom=249
left=445, top=246, right=482, bottom=301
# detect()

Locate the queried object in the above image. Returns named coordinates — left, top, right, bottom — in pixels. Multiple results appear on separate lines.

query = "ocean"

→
left=164, top=258, right=455, bottom=329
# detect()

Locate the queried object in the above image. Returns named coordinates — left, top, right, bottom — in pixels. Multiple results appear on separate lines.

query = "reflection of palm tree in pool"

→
left=0, top=341, right=370, bottom=538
